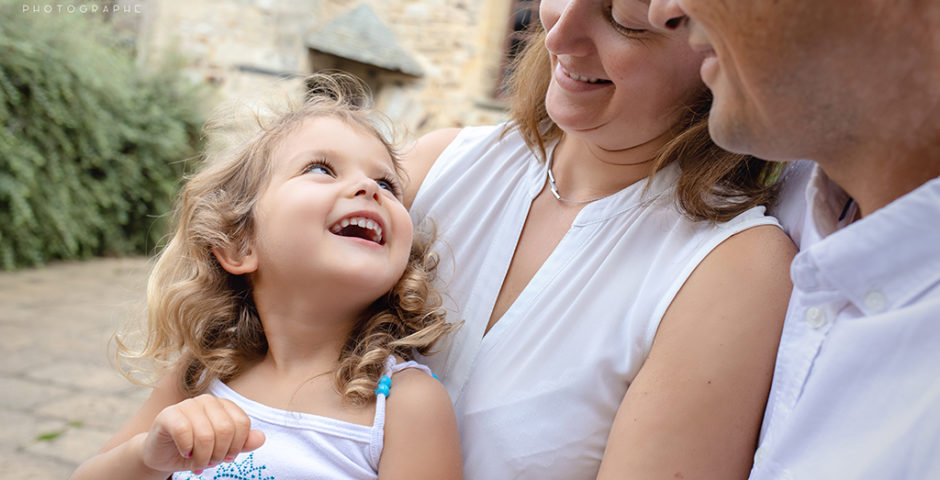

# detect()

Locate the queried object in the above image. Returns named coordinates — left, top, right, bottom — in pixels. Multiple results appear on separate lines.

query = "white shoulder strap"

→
left=368, top=356, right=439, bottom=469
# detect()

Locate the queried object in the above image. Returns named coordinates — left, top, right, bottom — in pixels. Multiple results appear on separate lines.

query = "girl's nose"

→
left=351, top=177, right=380, bottom=202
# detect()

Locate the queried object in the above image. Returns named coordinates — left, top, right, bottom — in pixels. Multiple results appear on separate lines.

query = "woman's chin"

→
left=546, top=105, right=602, bottom=137
left=545, top=85, right=609, bottom=127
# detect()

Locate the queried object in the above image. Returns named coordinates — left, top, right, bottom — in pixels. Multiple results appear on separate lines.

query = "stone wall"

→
left=139, top=0, right=518, bottom=137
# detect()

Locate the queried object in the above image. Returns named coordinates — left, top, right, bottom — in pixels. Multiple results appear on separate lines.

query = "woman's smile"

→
left=552, top=61, right=613, bottom=93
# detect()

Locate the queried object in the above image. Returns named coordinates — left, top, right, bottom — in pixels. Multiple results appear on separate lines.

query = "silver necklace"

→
left=546, top=149, right=604, bottom=205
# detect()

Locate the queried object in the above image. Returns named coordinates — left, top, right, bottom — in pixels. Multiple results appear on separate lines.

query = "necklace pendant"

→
left=549, top=179, right=564, bottom=202
left=546, top=151, right=601, bottom=205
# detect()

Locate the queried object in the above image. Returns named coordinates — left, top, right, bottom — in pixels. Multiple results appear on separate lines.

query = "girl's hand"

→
left=141, top=394, right=265, bottom=474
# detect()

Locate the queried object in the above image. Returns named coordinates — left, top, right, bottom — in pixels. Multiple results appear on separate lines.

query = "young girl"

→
left=71, top=74, right=462, bottom=480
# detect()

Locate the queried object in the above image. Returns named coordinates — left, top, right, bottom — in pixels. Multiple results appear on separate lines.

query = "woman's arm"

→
left=378, top=368, right=463, bottom=480
left=597, top=225, right=796, bottom=479
left=401, top=128, right=461, bottom=208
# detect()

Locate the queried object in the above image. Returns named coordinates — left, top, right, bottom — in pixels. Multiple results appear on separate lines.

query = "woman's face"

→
left=540, top=0, right=705, bottom=154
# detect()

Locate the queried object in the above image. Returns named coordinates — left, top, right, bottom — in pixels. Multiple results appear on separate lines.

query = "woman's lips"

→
left=553, top=62, right=612, bottom=92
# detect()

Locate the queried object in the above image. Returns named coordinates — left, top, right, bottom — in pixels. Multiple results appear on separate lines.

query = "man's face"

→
left=651, top=0, right=937, bottom=164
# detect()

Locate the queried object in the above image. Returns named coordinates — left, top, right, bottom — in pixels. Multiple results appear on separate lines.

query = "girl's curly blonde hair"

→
left=116, top=73, right=455, bottom=406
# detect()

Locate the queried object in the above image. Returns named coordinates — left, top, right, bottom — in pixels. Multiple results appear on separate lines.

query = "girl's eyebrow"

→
left=375, top=160, right=401, bottom=181
left=290, top=148, right=338, bottom=161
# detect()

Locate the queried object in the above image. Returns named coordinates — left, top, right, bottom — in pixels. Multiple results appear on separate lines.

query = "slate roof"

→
left=306, top=4, right=423, bottom=76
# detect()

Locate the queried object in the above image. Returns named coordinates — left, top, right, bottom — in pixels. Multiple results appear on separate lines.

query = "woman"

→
left=404, top=0, right=796, bottom=478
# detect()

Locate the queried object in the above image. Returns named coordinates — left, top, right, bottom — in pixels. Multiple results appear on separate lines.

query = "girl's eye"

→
left=303, top=161, right=335, bottom=176
left=376, top=176, right=402, bottom=197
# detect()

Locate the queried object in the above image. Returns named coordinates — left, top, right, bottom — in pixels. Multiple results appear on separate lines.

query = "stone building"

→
left=136, top=0, right=537, bottom=137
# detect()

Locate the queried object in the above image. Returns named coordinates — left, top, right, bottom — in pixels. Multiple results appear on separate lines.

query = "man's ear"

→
left=212, top=243, right=258, bottom=275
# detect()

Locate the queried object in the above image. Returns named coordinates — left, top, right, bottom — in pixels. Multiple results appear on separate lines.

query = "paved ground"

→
left=0, top=257, right=153, bottom=478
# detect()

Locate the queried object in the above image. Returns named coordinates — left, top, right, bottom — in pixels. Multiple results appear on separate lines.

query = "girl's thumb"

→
left=243, top=430, right=265, bottom=452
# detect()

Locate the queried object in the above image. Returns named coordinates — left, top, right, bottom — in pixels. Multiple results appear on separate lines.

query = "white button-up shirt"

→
left=751, top=167, right=940, bottom=479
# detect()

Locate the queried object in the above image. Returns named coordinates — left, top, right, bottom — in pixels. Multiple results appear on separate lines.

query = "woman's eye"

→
left=607, top=6, right=647, bottom=37
left=303, top=161, right=334, bottom=176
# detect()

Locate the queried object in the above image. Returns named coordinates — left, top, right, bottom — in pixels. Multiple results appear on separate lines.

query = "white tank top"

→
left=410, top=124, right=780, bottom=480
left=171, top=357, right=433, bottom=480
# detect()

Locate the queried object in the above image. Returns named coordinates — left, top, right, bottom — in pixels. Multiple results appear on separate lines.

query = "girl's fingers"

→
left=157, top=404, right=195, bottom=460
left=219, top=398, right=254, bottom=460
left=202, top=397, right=237, bottom=465
left=151, top=395, right=264, bottom=473
left=180, top=396, right=216, bottom=471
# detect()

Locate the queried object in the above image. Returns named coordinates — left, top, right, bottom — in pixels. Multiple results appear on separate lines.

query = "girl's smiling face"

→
left=246, top=116, right=412, bottom=313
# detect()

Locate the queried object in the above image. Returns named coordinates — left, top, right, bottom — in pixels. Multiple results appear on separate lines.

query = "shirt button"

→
left=754, top=447, right=766, bottom=465
left=805, top=306, right=827, bottom=329
left=864, top=291, right=886, bottom=312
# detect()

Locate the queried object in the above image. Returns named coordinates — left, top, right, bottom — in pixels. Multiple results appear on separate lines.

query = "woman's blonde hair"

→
left=506, top=25, right=781, bottom=222
left=116, top=73, right=454, bottom=406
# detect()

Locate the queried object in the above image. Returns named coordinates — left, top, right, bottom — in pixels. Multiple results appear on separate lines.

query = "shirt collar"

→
left=805, top=165, right=856, bottom=239
left=797, top=171, right=940, bottom=314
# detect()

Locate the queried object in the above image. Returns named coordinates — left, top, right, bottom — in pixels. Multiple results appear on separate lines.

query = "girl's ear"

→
left=212, top=244, right=258, bottom=275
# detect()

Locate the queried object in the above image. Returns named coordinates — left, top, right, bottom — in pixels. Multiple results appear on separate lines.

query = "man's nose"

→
left=648, top=0, right=687, bottom=31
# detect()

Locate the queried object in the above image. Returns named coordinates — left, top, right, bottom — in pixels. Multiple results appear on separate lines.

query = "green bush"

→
left=0, top=2, right=207, bottom=270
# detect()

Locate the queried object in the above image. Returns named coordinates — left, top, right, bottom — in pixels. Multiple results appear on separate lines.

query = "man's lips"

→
left=687, top=26, right=719, bottom=84
left=688, top=39, right=716, bottom=58
left=687, top=19, right=715, bottom=55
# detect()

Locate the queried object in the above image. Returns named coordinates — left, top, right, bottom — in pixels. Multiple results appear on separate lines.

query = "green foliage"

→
left=36, top=430, right=65, bottom=442
left=0, top=2, right=207, bottom=270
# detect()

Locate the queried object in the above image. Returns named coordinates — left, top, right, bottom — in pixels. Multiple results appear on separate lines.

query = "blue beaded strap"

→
left=374, top=371, right=440, bottom=398
left=375, top=375, right=392, bottom=397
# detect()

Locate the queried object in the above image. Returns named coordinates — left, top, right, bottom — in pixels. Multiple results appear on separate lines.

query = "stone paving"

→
left=0, top=257, right=153, bottom=478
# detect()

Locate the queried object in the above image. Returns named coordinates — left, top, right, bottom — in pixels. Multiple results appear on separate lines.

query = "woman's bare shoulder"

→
left=401, top=128, right=462, bottom=208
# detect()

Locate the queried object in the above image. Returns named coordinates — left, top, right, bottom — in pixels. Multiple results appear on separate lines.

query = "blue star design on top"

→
left=175, top=452, right=275, bottom=480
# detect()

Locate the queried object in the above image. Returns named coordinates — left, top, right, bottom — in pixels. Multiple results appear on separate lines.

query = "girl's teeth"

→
left=331, top=216, right=385, bottom=244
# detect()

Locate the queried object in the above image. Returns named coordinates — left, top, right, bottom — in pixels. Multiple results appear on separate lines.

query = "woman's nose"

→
left=542, top=0, right=594, bottom=58
left=647, top=0, right=687, bottom=31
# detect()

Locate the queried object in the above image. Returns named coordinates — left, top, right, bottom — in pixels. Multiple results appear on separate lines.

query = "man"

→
left=646, top=0, right=940, bottom=478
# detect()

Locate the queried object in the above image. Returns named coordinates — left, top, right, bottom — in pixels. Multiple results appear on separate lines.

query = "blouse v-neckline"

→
left=479, top=142, right=679, bottom=345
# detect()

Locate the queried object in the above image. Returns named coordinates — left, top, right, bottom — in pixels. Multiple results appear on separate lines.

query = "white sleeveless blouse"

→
left=410, top=124, right=779, bottom=480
